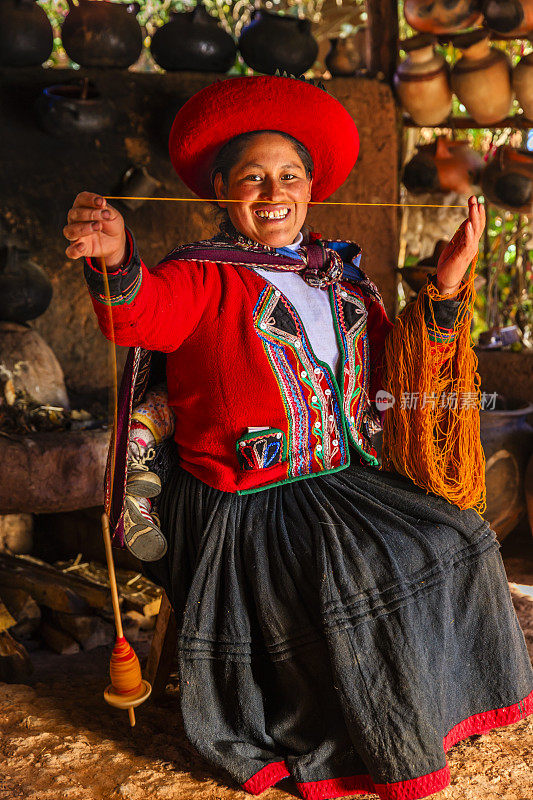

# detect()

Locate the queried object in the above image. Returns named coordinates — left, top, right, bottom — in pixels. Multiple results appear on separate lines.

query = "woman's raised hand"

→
left=63, top=192, right=127, bottom=268
left=435, top=196, right=485, bottom=295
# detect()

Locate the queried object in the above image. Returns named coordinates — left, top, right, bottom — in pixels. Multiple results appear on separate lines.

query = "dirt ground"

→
left=0, top=545, right=532, bottom=800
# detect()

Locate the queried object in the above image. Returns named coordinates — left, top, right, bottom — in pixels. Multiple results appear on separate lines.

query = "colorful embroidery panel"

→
left=253, top=287, right=347, bottom=478
left=331, top=282, right=379, bottom=465
left=237, top=429, right=287, bottom=471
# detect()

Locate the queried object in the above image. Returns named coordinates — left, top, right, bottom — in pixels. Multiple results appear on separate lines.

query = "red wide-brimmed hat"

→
left=169, top=75, right=359, bottom=202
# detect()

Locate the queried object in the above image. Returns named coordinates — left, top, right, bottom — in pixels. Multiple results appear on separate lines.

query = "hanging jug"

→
left=513, top=51, right=533, bottom=119
left=394, top=35, right=453, bottom=125
left=482, top=0, right=533, bottom=38
left=450, top=30, right=513, bottom=125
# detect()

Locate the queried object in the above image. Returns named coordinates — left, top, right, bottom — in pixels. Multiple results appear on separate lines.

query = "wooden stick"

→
left=101, top=512, right=123, bottom=639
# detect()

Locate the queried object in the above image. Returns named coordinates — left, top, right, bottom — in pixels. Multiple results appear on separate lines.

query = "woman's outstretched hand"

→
left=435, top=195, right=485, bottom=295
left=64, top=192, right=127, bottom=269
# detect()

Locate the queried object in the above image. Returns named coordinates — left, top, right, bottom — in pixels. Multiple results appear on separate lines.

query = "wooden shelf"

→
left=399, top=33, right=533, bottom=46
left=402, top=114, right=532, bottom=130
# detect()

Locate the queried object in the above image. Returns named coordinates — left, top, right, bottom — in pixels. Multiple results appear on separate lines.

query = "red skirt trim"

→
left=242, top=689, right=533, bottom=800
left=242, top=761, right=290, bottom=795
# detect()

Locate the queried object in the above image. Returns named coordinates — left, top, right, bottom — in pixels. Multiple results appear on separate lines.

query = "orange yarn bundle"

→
left=109, top=636, right=145, bottom=699
left=380, top=255, right=487, bottom=515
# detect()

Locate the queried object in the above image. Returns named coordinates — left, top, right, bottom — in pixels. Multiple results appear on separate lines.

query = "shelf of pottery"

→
left=0, top=1, right=322, bottom=79
left=395, top=0, right=533, bottom=128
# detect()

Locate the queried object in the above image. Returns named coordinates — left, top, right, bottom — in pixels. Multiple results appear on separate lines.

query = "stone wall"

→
left=0, top=68, right=399, bottom=396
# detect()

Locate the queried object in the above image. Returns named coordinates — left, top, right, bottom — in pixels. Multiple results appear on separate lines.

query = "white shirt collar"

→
left=281, top=230, right=304, bottom=251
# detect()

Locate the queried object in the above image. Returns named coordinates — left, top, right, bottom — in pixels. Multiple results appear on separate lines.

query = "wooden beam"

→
left=403, top=114, right=532, bottom=130
left=0, top=554, right=112, bottom=615
left=144, top=591, right=177, bottom=699
left=366, top=0, right=400, bottom=83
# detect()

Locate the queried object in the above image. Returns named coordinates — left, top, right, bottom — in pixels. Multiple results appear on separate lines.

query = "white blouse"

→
left=254, top=231, right=342, bottom=375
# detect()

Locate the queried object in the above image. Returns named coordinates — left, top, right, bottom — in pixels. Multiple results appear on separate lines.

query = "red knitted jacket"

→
left=85, top=232, right=464, bottom=494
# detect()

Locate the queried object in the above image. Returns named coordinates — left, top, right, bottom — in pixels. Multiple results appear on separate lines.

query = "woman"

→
left=64, top=76, right=533, bottom=800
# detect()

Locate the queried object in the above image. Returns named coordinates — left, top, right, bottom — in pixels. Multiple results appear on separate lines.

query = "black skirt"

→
left=143, top=452, right=533, bottom=800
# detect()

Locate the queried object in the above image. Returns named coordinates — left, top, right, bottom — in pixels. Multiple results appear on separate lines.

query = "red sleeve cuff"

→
left=85, top=229, right=134, bottom=276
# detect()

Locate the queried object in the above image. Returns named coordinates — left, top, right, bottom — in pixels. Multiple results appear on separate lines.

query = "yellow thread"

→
left=103, top=195, right=469, bottom=209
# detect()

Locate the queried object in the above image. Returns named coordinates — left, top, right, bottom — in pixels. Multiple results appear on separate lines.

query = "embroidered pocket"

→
left=236, top=428, right=287, bottom=471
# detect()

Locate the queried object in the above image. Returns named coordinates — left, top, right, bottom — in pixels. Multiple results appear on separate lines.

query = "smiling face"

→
left=213, top=132, right=313, bottom=248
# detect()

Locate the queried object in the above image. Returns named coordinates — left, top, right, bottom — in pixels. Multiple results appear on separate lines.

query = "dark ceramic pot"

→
left=61, top=0, right=143, bottom=69
left=480, top=399, right=533, bottom=541
left=0, top=245, right=52, bottom=323
left=116, top=165, right=161, bottom=211
left=482, top=0, right=533, bottom=37
left=481, top=146, right=533, bottom=215
left=325, top=32, right=365, bottom=76
left=397, top=240, right=486, bottom=295
left=238, top=10, right=318, bottom=76
left=0, top=0, right=53, bottom=67
left=36, top=81, right=116, bottom=137
left=150, top=3, right=236, bottom=72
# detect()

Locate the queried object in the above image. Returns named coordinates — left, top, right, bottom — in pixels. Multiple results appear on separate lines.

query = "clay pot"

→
left=480, top=399, right=533, bottom=541
left=116, top=165, right=161, bottom=211
left=403, top=137, right=484, bottom=195
left=0, top=0, right=53, bottom=66
left=404, top=0, right=482, bottom=33
left=513, top=51, right=533, bottom=121
left=238, top=10, right=318, bottom=76
left=36, top=81, right=116, bottom=137
left=397, top=239, right=486, bottom=294
left=396, top=264, right=436, bottom=293
left=450, top=30, right=513, bottom=125
left=0, top=321, right=69, bottom=408
left=325, top=32, right=365, bottom=76
left=61, top=0, right=143, bottom=69
left=394, top=35, right=452, bottom=125
left=0, top=245, right=52, bottom=323
left=482, top=0, right=533, bottom=37
left=150, top=3, right=236, bottom=73
left=481, top=146, right=533, bottom=214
